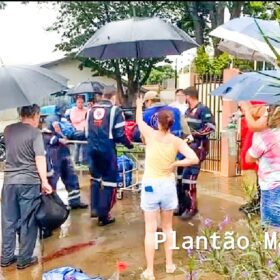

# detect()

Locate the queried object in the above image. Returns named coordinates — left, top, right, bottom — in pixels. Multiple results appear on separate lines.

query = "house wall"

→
left=0, top=109, right=19, bottom=133
left=43, top=59, right=117, bottom=87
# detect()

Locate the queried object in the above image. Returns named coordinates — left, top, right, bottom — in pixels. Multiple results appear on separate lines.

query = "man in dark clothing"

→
left=45, top=102, right=88, bottom=209
left=180, top=87, right=215, bottom=220
left=1, top=104, right=52, bottom=269
left=86, top=86, right=133, bottom=226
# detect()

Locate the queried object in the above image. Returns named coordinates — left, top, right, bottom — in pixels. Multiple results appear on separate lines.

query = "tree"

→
left=146, top=64, right=175, bottom=85
left=177, top=1, right=246, bottom=56
left=194, top=46, right=230, bottom=78
left=47, top=1, right=182, bottom=105
left=176, top=1, right=280, bottom=56
left=0, top=2, right=6, bottom=9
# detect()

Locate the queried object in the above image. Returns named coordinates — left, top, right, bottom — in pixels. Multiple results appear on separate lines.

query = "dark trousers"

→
left=90, top=180, right=116, bottom=221
left=88, top=148, right=118, bottom=221
left=48, top=155, right=81, bottom=206
left=180, top=164, right=201, bottom=213
left=1, top=184, right=40, bottom=265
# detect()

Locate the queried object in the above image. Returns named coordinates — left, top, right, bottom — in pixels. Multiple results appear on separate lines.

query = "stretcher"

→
left=66, top=140, right=145, bottom=200
left=116, top=143, right=145, bottom=200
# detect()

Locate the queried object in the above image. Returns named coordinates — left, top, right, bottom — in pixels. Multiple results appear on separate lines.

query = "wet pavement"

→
left=0, top=171, right=248, bottom=280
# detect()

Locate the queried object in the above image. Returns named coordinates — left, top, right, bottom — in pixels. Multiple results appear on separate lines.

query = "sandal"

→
left=166, top=264, right=176, bottom=274
left=140, top=270, right=155, bottom=280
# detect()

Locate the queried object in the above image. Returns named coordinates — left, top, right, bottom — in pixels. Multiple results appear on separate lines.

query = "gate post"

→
left=220, top=68, right=240, bottom=177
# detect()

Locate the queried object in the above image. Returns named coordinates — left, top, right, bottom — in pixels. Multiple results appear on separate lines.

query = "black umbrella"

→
left=67, top=81, right=106, bottom=95
left=0, top=64, right=68, bottom=110
left=77, top=17, right=198, bottom=59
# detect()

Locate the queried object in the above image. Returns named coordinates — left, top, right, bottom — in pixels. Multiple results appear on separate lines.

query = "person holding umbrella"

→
left=245, top=105, right=280, bottom=230
left=1, top=104, right=53, bottom=269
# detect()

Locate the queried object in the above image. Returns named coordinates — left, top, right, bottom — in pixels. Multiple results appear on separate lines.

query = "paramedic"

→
left=86, top=86, right=133, bottom=226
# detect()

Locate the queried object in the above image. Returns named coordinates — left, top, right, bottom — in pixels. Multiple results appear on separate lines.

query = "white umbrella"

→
left=210, top=17, right=280, bottom=64
left=218, top=40, right=276, bottom=63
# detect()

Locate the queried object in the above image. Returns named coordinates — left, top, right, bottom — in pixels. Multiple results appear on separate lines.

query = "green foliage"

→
left=186, top=214, right=280, bottom=279
left=232, top=59, right=254, bottom=72
left=245, top=1, right=280, bottom=20
left=209, top=52, right=231, bottom=76
left=193, top=46, right=210, bottom=77
left=146, top=64, right=175, bottom=85
left=193, top=46, right=230, bottom=77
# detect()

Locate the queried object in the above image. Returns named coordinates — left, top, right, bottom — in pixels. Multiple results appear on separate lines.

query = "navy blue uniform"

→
left=44, top=117, right=83, bottom=207
left=180, top=103, right=215, bottom=215
left=86, top=100, right=133, bottom=223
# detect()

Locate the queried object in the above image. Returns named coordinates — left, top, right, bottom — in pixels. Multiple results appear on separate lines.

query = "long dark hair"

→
left=158, top=110, right=174, bottom=132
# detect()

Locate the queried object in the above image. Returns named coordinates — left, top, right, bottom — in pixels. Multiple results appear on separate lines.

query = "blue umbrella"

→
left=211, top=70, right=280, bottom=104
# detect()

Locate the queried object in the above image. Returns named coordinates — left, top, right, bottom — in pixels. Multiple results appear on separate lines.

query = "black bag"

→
left=35, top=192, right=70, bottom=231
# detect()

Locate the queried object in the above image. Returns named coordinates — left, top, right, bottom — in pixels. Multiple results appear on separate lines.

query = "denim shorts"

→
left=140, top=177, right=178, bottom=212
left=261, top=187, right=280, bottom=227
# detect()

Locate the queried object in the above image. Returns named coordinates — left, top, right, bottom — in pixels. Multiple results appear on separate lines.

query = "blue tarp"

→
left=42, top=267, right=104, bottom=280
left=117, top=155, right=134, bottom=188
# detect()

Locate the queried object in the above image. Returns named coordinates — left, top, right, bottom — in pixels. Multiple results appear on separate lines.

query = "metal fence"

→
left=193, top=74, right=223, bottom=173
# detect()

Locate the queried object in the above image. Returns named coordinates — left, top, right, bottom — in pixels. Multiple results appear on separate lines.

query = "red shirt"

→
left=240, top=101, right=265, bottom=171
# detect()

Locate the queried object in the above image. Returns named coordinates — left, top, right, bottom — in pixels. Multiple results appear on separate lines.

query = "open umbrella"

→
left=67, top=81, right=107, bottom=95
left=0, top=64, right=68, bottom=110
left=211, top=70, right=280, bottom=104
left=77, top=17, right=198, bottom=59
left=210, top=17, right=280, bottom=64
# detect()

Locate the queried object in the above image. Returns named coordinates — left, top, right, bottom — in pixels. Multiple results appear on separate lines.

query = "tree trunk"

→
left=187, top=2, right=205, bottom=45
left=210, top=2, right=225, bottom=56
left=125, top=81, right=138, bottom=107
left=229, top=1, right=243, bottom=19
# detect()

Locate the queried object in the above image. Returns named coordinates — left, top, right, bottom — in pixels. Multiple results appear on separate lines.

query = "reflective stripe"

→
left=50, top=136, right=57, bottom=145
left=85, top=108, right=91, bottom=138
left=102, top=181, right=117, bottom=187
left=207, top=122, right=216, bottom=130
left=109, top=106, right=117, bottom=139
left=177, top=175, right=183, bottom=179
left=186, top=118, right=202, bottom=124
left=68, top=190, right=80, bottom=196
left=94, top=178, right=102, bottom=182
left=47, top=170, right=54, bottom=177
left=93, top=104, right=111, bottom=108
left=182, top=179, right=197, bottom=184
left=68, top=194, right=81, bottom=201
left=114, top=121, right=125, bottom=129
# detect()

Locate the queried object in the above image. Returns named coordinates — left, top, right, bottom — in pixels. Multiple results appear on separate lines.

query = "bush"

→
left=193, top=46, right=259, bottom=77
